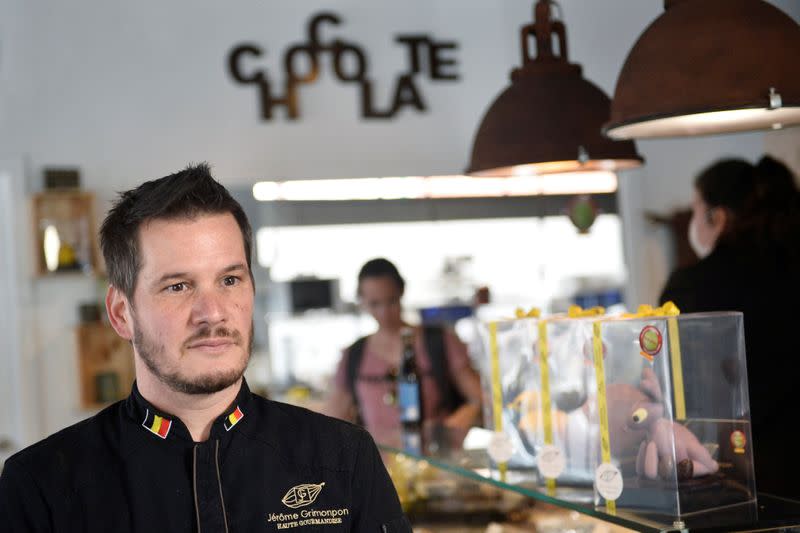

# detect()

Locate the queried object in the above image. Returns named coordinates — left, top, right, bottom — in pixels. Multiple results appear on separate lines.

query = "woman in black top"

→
left=660, top=156, right=800, bottom=499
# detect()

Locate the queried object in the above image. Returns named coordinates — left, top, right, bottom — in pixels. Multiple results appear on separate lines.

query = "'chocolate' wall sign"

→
left=228, top=12, right=460, bottom=120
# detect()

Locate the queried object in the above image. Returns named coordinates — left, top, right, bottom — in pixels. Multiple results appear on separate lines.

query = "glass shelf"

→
left=376, top=426, right=800, bottom=532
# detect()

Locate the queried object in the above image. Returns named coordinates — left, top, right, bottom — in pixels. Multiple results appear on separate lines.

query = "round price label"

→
left=487, top=432, right=514, bottom=463
left=537, top=445, right=566, bottom=479
left=595, top=462, right=623, bottom=501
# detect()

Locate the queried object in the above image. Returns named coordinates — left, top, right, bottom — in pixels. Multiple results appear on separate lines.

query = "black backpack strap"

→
left=345, top=336, right=368, bottom=424
left=423, top=325, right=465, bottom=412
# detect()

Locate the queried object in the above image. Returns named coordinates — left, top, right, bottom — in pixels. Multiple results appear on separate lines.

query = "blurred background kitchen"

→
left=1, top=1, right=799, bottom=529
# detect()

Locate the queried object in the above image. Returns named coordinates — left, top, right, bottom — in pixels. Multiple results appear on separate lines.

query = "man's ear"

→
left=106, top=285, right=133, bottom=341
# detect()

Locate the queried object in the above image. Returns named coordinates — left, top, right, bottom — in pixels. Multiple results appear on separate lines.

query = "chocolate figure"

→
left=628, top=368, right=719, bottom=481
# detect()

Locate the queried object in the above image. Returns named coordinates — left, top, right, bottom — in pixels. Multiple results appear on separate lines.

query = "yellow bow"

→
left=514, top=307, right=541, bottom=319
left=567, top=305, right=605, bottom=318
left=622, top=301, right=680, bottom=318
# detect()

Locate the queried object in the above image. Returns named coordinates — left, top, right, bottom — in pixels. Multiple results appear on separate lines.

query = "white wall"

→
left=1, top=0, right=663, bottom=193
left=0, top=161, right=41, bottom=459
left=1, top=0, right=799, bottom=440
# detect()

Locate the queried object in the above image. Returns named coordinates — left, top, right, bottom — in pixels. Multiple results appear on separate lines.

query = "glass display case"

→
left=377, top=425, right=800, bottom=532
left=382, top=306, right=800, bottom=531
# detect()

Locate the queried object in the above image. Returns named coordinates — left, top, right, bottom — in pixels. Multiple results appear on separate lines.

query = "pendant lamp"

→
left=467, top=1, right=643, bottom=177
left=604, top=0, right=800, bottom=140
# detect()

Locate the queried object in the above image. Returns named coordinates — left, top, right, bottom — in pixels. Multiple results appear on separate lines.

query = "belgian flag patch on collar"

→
left=224, top=405, right=244, bottom=431
left=142, top=408, right=172, bottom=439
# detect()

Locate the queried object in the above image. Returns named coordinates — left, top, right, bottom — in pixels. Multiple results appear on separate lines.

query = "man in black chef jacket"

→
left=0, top=164, right=411, bottom=532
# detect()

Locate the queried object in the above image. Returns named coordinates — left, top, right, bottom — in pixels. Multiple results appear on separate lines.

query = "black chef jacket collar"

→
left=124, top=378, right=253, bottom=444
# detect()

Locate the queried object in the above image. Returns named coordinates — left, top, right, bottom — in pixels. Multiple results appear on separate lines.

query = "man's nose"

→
left=190, top=288, right=226, bottom=326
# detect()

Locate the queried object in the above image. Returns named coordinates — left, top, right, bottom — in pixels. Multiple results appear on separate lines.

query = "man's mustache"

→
left=183, top=326, right=243, bottom=347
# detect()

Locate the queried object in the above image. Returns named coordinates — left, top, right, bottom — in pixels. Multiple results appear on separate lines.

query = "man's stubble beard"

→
left=132, top=317, right=254, bottom=395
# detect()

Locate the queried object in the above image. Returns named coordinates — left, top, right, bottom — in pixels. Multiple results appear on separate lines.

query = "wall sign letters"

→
left=228, top=12, right=460, bottom=120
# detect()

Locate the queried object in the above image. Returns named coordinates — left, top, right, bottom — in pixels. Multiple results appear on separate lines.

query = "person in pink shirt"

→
left=325, top=258, right=482, bottom=442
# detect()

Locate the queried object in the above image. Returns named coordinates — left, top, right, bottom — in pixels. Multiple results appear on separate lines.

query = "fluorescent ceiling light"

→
left=539, top=171, right=617, bottom=195
left=252, top=173, right=618, bottom=202
left=424, top=176, right=510, bottom=198
left=281, top=178, right=381, bottom=201
left=373, top=177, right=427, bottom=199
left=252, top=181, right=280, bottom=201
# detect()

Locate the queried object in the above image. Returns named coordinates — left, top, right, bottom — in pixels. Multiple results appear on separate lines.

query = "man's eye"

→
left=167, top=282, right=186, bottom=292
left=223, top=276, right=239, bottom=286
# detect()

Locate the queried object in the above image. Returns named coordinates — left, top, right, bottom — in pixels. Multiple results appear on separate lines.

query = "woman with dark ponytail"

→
left=743, top=156, right=800, bottom=259
left=660, top=155, right=800, bottom=499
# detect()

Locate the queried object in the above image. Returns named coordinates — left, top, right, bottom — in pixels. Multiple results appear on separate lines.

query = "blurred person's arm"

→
left=321, top=348, right=359, bottom=424
left=441, top=329, right=483, bottom=429
left=323, top=387, right=358, bottom=423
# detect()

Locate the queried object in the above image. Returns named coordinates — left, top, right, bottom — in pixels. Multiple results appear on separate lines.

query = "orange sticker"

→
left=731, top=430, right=747, bottom=454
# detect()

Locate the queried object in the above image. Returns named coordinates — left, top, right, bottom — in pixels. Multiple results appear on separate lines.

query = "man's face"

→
left=128, top=213, right=254, bottom=395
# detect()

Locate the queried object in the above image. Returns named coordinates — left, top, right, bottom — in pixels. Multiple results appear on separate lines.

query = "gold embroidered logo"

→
left=281, top=482, right=325, bottom=509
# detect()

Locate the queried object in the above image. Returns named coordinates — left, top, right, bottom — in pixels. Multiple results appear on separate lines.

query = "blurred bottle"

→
left=398, top=327, right=423, bottom=454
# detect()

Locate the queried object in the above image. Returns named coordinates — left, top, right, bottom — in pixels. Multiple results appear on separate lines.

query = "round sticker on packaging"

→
left=537, top=445, right=566, bottom=479
left=487, top=431, right=514, bottom=463
left=595, top=463, right=623, bottom=501
left=639, top=325, right=663, bottom=359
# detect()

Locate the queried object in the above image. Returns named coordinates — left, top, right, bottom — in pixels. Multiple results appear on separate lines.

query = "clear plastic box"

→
left=536, top=315, right=599, bottom=489
left=478, top=315, right=541, bottom=470
left=589, top=310, right=757, bottom=526
left=478, top=309, right=600, bottom=492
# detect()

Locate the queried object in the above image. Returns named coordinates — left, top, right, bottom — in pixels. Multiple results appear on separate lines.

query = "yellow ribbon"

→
left=621, top=301, right=680, bottom=318
left=668, top=317, right=686, bottom=420
left=592, top=321, right=615, bottom=515
left=514, top=307, right=541, bottom=319
left=537, top=321, right=556, bottom=495
left=488, top=321, right=507, bottom=482
left=567, top=305, right=605, bottom=318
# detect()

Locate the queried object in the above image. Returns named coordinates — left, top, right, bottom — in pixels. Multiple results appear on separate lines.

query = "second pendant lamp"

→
left=604, top=0, right=800, bottom=140
left=467, top=1, right=643, bottom=178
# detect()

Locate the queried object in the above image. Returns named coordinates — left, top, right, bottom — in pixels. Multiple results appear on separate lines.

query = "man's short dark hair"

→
left=100, top=163, right=253, bottom=299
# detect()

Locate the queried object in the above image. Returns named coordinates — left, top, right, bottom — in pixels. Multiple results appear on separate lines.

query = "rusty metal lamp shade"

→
left=468, top=1, right=643, bottom=177
left=604, top=0, right=800, bottom=140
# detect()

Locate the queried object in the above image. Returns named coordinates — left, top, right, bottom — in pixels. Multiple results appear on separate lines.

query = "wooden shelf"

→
left=75, top=322, right=134, bottom=408
left=33, top=190, right=101, bottom=277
